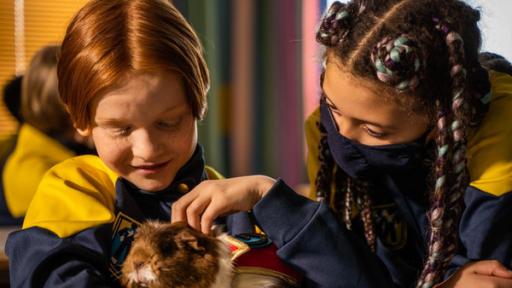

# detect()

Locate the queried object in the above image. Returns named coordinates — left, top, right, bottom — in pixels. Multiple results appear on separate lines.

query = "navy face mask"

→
left=319, top=99, right=427, bottom=180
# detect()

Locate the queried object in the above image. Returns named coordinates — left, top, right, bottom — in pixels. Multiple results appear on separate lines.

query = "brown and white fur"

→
left=121, top=221, right=297, bottom=288
left=121, top=221, right=232, bottom=288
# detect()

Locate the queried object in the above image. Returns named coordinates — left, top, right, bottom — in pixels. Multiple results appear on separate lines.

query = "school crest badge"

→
left=110, top=212, right=141, bottom=279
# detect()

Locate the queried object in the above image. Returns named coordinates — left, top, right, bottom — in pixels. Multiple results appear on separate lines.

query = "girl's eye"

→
left=364, top=126, right=386, bottom=138
left=330, top=108, right=342, bottom=116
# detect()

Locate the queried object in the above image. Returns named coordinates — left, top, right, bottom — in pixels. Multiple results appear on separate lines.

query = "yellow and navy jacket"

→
left=0, top=124, right=75, bottom=225
left=6, top=145, right=266, bottom=287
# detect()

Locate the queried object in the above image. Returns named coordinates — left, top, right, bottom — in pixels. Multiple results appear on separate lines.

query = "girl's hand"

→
left=436, top=260, right=512, bottom=288
left=171, top=175, right=276, bottom=234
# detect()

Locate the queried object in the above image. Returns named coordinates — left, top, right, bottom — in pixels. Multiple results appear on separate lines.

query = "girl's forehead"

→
left=323, top=62, right=391, bottom=107
left=322, top=61, right=427, bottom=125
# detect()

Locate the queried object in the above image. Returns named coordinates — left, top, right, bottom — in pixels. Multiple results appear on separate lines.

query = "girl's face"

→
left=79, top=71, right=197, bottom=192
left=322, top=59, right=430, bottom=146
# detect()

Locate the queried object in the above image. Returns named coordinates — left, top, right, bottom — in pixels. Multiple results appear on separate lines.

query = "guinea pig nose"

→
left=134, top=261, right=144, bottom=270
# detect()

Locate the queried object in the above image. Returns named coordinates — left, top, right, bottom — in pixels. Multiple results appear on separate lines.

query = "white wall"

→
left=325, top=0, right=512, bottom=60
left=466, top=0, right=512, bottom=60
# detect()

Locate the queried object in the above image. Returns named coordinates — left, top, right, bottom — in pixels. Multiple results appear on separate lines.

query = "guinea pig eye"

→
left=158, top=241, right=176, bottom=256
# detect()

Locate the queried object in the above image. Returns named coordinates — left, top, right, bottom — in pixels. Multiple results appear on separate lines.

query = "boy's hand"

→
left=436, top=260, right=512, bottom=288
left=171, top=175, right=275, bottom=234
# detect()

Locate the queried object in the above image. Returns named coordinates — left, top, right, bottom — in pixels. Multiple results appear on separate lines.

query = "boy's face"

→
left=79, top=71, right=197, bottom=192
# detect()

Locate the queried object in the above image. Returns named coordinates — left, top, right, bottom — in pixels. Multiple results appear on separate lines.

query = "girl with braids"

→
left=173, top=0, right=512, bottom=287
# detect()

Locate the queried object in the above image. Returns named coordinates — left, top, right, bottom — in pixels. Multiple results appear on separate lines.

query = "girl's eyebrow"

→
left=322, top=93, right=341, bottom=112
left=322, top=91, right=397, bottom=131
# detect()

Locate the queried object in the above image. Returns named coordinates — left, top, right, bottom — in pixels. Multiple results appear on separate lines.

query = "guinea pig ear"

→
left=175, top=230, right=205, bottom=252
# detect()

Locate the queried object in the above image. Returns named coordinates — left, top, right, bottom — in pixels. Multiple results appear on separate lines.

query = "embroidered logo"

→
left=110, top=212, right=141, bottom=279
left=373, top=203, right=408, bottom=250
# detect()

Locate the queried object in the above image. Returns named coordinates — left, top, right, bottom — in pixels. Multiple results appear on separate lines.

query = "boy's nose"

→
left=131, top=130, right=162, bottom=160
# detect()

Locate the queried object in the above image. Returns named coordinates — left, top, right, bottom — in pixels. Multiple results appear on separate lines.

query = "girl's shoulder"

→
left=305, top=108, right=321, bottom=200
left=467, top=70, right=512, bottom=196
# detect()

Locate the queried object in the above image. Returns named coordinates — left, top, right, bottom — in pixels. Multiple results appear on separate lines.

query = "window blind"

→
left=0, top=0, right=87, bottom=137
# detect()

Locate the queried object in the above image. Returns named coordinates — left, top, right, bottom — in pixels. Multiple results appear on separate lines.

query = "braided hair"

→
left=314, top=0, right=499, bottom=287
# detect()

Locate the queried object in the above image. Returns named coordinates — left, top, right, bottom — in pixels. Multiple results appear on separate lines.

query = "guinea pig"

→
left=121, top=221, right=232, bottom=288
left=121, top=221, right=299, bottom=288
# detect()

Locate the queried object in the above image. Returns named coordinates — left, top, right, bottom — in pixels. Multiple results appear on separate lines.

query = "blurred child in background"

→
left=0, top=75, right=23, bottom=225
left=0, top=75, right=23, bottom=166
left=2, top=75, right=23, bottom=124
left=1, top=45, right=93, bottom=225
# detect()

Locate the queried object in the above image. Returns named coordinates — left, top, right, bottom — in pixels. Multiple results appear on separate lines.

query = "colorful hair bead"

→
left=371, top=34, right=423, bottom=91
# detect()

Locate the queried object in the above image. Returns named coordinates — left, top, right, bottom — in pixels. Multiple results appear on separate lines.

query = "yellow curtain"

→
left=0, top=0, right=88, bottom=137
left=0, top=0, right=16, bottom=137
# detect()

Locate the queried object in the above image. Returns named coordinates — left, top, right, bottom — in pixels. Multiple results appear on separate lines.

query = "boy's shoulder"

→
left=55, top=154, right=115, bottom=172
left=22, top=155, right=119, bottom=238
left=205, top=165, right=224, bottom=180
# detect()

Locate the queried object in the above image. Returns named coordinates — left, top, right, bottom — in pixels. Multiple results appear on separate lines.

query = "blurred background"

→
left=0, top=0, right=511, bottom=189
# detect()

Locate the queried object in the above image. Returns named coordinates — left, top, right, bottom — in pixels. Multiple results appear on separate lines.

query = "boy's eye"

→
left=157, top=121, right=174, bottom=128
left=113, top=126, right=132, bottom=136
left=157, top=118, right=182, bottom=130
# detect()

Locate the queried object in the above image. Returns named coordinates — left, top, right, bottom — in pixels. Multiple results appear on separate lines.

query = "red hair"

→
left=58, top=0, right=210, bottom=129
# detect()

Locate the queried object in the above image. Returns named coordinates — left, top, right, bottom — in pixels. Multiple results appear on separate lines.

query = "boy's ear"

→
left=76, top=127, right=91, bottom=137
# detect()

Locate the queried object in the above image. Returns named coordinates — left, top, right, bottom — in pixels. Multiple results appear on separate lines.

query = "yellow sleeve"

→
left=467, top=70, right=512, bottom=196
left=305, top=108, right=321, bottom=200
left=22, top=155, right=119, bottom=238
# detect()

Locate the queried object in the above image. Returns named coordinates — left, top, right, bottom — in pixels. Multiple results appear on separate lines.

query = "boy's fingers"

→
left=200, top=203, right=225, bottom=235
left=186, top=197, right=210, bottom=231
left=201, top=217, right=213, bottom=235
left=171, top=191, right=196, bottom=223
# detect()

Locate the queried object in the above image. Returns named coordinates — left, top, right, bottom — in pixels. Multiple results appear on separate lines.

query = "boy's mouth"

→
left=131, top=161, right=170, bottom=174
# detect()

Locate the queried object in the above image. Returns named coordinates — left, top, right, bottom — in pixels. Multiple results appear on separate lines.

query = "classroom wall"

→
left=466, top=0, right=512, bottom=60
